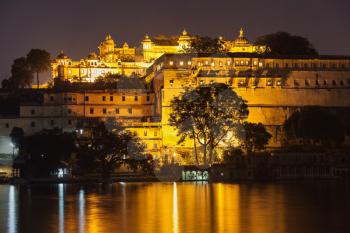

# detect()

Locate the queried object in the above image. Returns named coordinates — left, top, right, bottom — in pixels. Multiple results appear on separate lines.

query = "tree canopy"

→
left=74, top=118, right=153, bottom=177
left=283, top=107, right=344, bottom=147
left=26, top=49, right=51, bottom=88
left=255, top=32, right=318, bottom=56
left=2, top=57, right=33, bottom=89
left=242, top=122, right=272, bottom=153
left=169, top=83, right=249, bottom=166
left=186, top=36, right=225, bottom=54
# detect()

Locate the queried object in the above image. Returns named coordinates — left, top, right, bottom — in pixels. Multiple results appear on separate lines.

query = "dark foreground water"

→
left=0, top=182, right=350, bottom=233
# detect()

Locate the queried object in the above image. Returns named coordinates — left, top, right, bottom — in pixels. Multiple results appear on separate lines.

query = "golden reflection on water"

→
left=3, top=182, right=350, bottom=233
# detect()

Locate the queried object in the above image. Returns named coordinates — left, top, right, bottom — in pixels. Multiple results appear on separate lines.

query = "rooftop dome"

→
left=87, top=52, right=98, bottom=60
left=103, top=35, right=115, bottom=45
left=56, top=51, right=69, bottom=59
left=143, top=35, right=152, bottom=42
left=234, top=28, right=249, bottom=45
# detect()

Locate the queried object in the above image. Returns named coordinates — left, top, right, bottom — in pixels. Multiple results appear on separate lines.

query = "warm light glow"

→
left=58, top=184, right=64, bottom=233
left=8, top=185, right=16, bottom=233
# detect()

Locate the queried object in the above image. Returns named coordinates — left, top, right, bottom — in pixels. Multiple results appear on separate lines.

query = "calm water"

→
left=0, top=182, right=350, bottom=233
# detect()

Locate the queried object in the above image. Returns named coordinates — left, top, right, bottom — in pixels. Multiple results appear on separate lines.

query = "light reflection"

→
left=173, top=182, right=178, bottom=233
left=58, top=184, right=64, bottom=233
left=79, top=190, right=85, bottom=233
left=8, top=185, right=16, bottom=233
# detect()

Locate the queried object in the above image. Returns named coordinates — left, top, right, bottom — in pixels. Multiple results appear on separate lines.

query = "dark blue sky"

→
left=1, top=0, right=350, bottom=81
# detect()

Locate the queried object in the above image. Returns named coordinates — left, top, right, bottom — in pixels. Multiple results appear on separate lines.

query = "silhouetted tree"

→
left=9, top=127, right=24, bottom=149
left=223, top=147, right=244, bottom=164
left=169, top=83, right=249, bottom=166
left=75, top=119, right=149, bottom=177
left=283, top=107, right=344, bottom=147
left=27, top=49, right=51, bottom=88
left=255, top=32, right=318, bottom=56
left=186, top=36, right=225, bottom=54
left=20, top=129, right=76, bottom=177
left=2, top=57, right=33, bottom=89
left=242, top=122, right=272, bottom=154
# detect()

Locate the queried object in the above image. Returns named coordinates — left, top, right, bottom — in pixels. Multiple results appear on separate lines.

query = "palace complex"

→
left=1, top=28, right=350, bottom=167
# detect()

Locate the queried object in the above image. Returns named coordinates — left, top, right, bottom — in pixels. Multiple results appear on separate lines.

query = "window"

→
left=90, top=108, right=94, bottom=114
left=144, top=130, right=147, bottom=136
left=332, top=80, right=337, bottom=86
left=30, top=109, right=35, bottom=115
left=85, top=96, right=89, bottom=102
left=266, top=80, right=273, bottom=86
left=68, top=120, right=72, bottom=125
left=146, top=95, right=150, bottom=101
left=50, top=96, right=54, bottom=102
left=134, top=96, right=138, bottom=101
left=324, top=80, right=327, bottom=85
left=154, top=143, right=158, bottom=149
left=122, top=95, right=125, bottom=101
left=316, top=80, right=320, bottom=86
left=340, top=80, right=344, bottom=86
left=5, top=123, right=9, bottom=128
left=102, top=96, right=106, bottom=101
left=31, top=122, right=35, bottom=127
left=305, top=80, right=310, bottom=86
left=285, top=63, right=289, bottom=68
left=110, top=96, right=114, bottom=101
left=103, top=108, right=107, bottom=114
left=115, top=108, right=119, bottom=114
left=154, top=131, right=158, bottom=137
left=128, top=108, right=132, bottom=114
left=294, top=80, right=299, bottom=86
left=50, top=120, right=54, bottom=126
left=68, top=109, right=72, bottom=114
left=170, top=80, right=174, bottom=86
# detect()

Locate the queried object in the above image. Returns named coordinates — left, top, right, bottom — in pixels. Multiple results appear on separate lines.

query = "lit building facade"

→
left=1, top=29, right=350, bottom=167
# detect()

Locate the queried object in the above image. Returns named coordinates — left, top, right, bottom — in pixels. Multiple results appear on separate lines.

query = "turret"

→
left=142, top=35, right=152, bottom=50
left=99, top=35, right=116, bottom=62
left=177, top=29, right=191, bottom=50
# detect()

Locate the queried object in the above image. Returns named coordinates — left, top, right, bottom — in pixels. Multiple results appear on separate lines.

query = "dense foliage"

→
left=255, top=32, right=318, bottom=56
left=283, top=107, right=345, bottom=146
left=186, top=36, right=225, bottom=54
left=169, top=83, right=249, bottom=165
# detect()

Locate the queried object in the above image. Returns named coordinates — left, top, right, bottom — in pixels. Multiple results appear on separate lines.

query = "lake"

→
left=0, top=181, right=350, bottom=233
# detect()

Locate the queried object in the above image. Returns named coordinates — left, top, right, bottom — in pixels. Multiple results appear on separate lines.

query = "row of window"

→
left=85, top=95, right=151, bottom=102
left=89, top=107, right=133, bottom=115
left=294, top=79, right=347, bottom=87
left=49, top=96, right=77, bottom=102
left=169, top=77, right=350, bottom=87
left=167, top=60, right=350, bottom=69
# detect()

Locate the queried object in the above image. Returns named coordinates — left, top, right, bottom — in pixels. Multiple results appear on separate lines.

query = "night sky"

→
left=1, top=0, right=350, bottom=82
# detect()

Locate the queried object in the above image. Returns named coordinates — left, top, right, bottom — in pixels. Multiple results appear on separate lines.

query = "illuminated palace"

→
left=1, top=28, right=350, bottom=164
